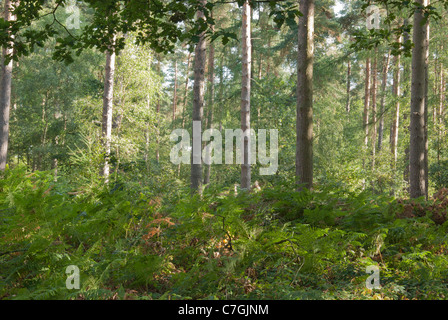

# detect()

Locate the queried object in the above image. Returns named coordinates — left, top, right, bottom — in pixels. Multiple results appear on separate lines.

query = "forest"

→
left=1, top=0, right=448, bottom=301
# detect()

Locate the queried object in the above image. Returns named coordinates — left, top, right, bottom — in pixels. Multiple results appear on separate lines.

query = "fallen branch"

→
left=0, top=249, right=27, bottom=257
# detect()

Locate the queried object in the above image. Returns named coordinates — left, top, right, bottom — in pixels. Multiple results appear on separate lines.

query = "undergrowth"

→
left=1, top=167, right=448, bottom=300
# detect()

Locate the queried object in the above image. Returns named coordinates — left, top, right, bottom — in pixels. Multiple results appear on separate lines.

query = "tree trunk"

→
left=172, top=60, right=178, bottom=123
left=178, top=51, right=192, bottom=177
left=433, top=56, right=438, bottom=124
left=40, top=92, right=48, bottom=171
left=438, top=62, right=444, bottom=163
left=296, top=0, right=314, bottom=190
left=204, top=21, right=215, bottom=185
left=390, top=37, right=401, bottom=167
left=101, top=37, right=116, bottom=183
left=409, top=0, right=429, bottom=199
left=241, top=0, right=252, bottom=190
left=156, top=59, right=161, bottom=165
left=218, top=49, right=225, bottom=133
left=377, top=51, right=391, bottom=152
left=0, top=0, right=15, bottom=171
left=424, top=14, right=429, bottom=200
left=191, top=0, right=207, bottom=193
left=346, top=59, right=351, bottom=113
left=363, top=56, right=371, bottom=169
left=371, top=49, right=378, bottom=170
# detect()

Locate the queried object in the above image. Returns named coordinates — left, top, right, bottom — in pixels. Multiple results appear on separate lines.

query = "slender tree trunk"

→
left=172, top=60, right=178, bottom=123
left=403, top=18, right=411, bottom=191
left=156, top=59, right=161, bottom=165
left=424, top=6, right=430, bottom=200
left=241, top=0, right=252, bottom=190
left=266, top=37, right=271, bottom=76
left=0, top=0, right=16, bottom=171
left=409, top=0, right=429, bottom=199
left=371, top=49, right=378, bottom=170
left=438, top=63, right=444, bottom=163
left=391, top=37, right=401, bottom=167
left=363, top=56, right=371, bottom=170
left=178, top=51, right=192, bottom=177
left=378, top=51, right=391, bottom=152
left=433, top=57, right=439, bottom=124
left=40, top=92, right=48, bottom=170
left=191, top=0, right=207, bottom=193
left=296, top=0, right=314, bottom=190
left=101, top=37, right=116, bottom=183
left=218, top=50, right=225, bottom=133
left=204, top=22, right=215, bottom=185
left=346, top=59, right=351, bottom=113
left=250, top=6, right=254, bottom=84
left=155, top=98, right=160, bottom=164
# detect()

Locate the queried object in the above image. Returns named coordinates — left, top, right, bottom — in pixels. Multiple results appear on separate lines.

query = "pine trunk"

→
left=172, top=60, right=178, bottom=123
left=178, top=51, right=191, bottom=177
left=391, top=38, right=401, bottom=167
left=438, top=62, right=444, bottom=163
left=204, top=22, right=215, bottom=185
left=363, top=56, right=371, bottom=157
left=241, top=0, right=252, bottom=190
left=101, top=37, right=116, bottom=183
left=409, top=0, right=429, bottom=199
left=191, top=0, right=207, bottom=193
left=346, top=59, right=351, bottom=113
left=0, top=0, right=15, bottom=171
left=296, top=0, right=314, bottom=190
left=377, top=51, right=391, bottom=152
left=371, top=50, right=378, bottom=170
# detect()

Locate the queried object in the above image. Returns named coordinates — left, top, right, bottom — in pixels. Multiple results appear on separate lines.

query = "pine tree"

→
left=0, top=0, right=16, bottom=171
left=296, top=0, right=314, bottom=190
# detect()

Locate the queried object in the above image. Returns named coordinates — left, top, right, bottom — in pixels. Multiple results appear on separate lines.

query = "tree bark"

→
left=156, top=59, right=161, bottom=165
left=101, top=36, right=116, bottom=183
left=371, top=49, right=378, bottom=170
left=390, top=37, right=401, bottom=167
left=346, top=59, right=351, bottom=113
left=172, top=60, right=178, bottom=122
left=296, top=0, right=314, bottom=190
left=424, top=6, right=430, bottom=200
left=204, top=21, right=215, bottom=185
left=438, top=62, right=444, bottom=163
left=191, top=0, right=207, bottom=193
left=409, top=0, right=429, bottom=199
left=363, top=56, right=371, bottom=161
left=377, top=51, right=391, bottom=152
left=241, top=0, right=252, bottom=190
left=178, top=51, right=191, bottom=177
left=0, top=0, right=16, bottom=171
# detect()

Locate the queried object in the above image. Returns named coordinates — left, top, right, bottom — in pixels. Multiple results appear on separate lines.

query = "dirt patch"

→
left=396, top=188, right=448, bottom=224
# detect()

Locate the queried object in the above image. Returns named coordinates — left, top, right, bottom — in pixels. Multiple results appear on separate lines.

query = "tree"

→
left=377, top=50, right=391, bottom=152
left=296, top=0, right=314, bottom=190
left=172, top=60, right=178, bottom=123
left=100, top=36, right=116, bottom=183
left=0, top=0, right=16, bottom=171
left=363, top=55, right=371, bottom=177
left=178, top=50, right=192, bottom=177
left=204, top=14, right=215, bottom=186
left=191, top=0, right=207, bottom=193
left=241, top=0, right=251, bottom=190
left=390, top=35, right=401, bottom=166
left=409, top=0, right=429, bottom=199
left=346, top=59, right=351, bottom=113
left=371, top=48, right=378, bottom=169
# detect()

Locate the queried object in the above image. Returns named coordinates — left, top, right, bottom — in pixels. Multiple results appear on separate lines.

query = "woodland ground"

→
left=1, top=166, right=448, bottom=300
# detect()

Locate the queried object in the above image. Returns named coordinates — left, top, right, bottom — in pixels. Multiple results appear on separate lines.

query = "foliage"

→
left=2, top=167, right=448, bottom=300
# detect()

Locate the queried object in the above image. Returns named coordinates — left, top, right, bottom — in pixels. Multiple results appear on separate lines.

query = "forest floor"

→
left=1, top=167, right=448, bottom=300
